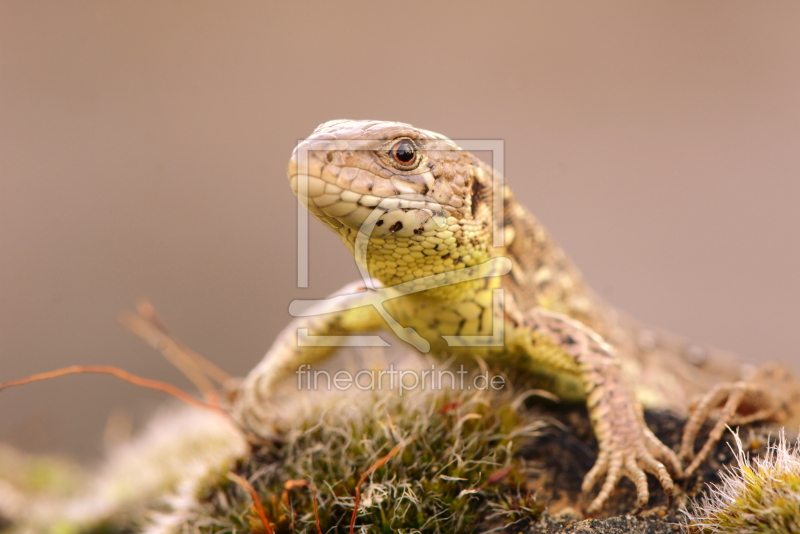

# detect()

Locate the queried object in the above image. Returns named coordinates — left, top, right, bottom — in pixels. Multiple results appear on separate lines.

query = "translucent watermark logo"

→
left=289, top=135, right=507, bottom=353
left=296, top=364, right=506, bottom=396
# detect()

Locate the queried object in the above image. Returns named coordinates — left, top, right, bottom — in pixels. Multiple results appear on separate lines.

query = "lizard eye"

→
left=390, top=139, right=418, bottom=168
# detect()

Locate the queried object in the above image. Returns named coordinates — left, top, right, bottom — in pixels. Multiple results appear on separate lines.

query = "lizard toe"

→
left=586, top=454, right=622, bottom=514
left=581, top=449, right=609, bottom=493
left=623, top=455, right=649, bottom=515
left=644, top=427, right=682, bottom=477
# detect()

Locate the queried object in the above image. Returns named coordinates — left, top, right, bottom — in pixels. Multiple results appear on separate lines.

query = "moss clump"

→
left=1, top=407, right=247, bottom=534
left=685, top=429, right=800, bottom=534
left=182, top=384, right=546, bottom=533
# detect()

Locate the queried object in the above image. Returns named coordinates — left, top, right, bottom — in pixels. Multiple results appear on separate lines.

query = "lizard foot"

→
left=679, top=363, right=800, bottom=478
left=679, top=381, right=774, bottom=478
left=582, top=415, right=682, bottom=515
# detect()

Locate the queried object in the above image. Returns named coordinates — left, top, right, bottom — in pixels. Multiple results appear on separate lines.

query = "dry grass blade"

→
left=284, top=479, right=323, bottom=534
left=120, top=298, right=233, bottom=405
left=227, top=472, right=275, bottom=534
left=120, top=311, right=219, bottom=404
left=134, top=298, right=233, bottom=385
left=350, top=441, right=406, bottom=534
left=479, top=465, right=512, bottom=490
left=0, top=365, right=222, bottom=414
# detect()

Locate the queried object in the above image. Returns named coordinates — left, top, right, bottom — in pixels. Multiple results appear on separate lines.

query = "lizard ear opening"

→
left=470, top=173, right=487, bottom=219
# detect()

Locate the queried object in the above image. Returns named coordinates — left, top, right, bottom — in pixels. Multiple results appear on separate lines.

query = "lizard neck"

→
left=336, top=213, right=496, bottom=301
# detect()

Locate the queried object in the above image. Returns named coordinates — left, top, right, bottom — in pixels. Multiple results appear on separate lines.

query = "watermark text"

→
left=296, top=364, right=505, bottom=396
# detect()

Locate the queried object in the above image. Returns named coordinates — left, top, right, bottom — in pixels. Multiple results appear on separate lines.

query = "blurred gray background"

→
left=2, top=1, right=799, bottom=463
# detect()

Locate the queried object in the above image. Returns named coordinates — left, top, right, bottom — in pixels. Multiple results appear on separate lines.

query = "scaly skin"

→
left=233, top=120, right=798, bottom=514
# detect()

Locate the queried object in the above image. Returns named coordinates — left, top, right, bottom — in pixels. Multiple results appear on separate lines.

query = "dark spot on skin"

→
left=453, top=257, right=463, bottom=265
left=420, top=185, right=429, bottom=195
left=434, top=244, right=439, bottom=250
left=470, top=178, right=484, bottom=218
left=563, top=335, right=576, bottom=345
left=470, top=237, right=480, bottom=246
left=376, top=220, right=384, bottom=227
left=326, top=152, right=333, bottom=163
left=441, top=253, right=450, bottom=259
left=389, top=221, right=403, bottom=233
left=456, top=318, right=467, bottom=336
left=413, top=227, right=423, bottom=235
left=455, top=238, right=463, bottom=247
left=506, top=316, right=519, bottom=328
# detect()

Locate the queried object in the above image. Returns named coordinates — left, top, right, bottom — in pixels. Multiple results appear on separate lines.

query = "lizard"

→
left=232, top=119, right=799, bottom=515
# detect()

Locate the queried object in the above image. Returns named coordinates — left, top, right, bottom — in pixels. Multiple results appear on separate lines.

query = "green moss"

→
left=686, top=430, right=800, bottom=534
left=0, top=444, right=84, bottom=498
left=185, top=386, right=546, bottom=533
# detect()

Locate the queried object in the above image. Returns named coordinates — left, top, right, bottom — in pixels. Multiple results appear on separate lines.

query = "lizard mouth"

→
left=288, top=169, right=451, bottom=237
left=287, top=137, right=462, bottom=238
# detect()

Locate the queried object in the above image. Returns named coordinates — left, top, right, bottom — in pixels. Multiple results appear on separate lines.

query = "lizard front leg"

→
left=513, top=309, right=682, bottom=514
left=233, top=280, right=386, bottom=434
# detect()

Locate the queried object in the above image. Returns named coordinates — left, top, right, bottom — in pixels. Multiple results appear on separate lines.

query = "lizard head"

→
left=288, top=120, right=497, bottom=287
